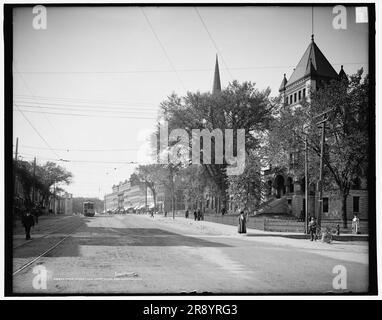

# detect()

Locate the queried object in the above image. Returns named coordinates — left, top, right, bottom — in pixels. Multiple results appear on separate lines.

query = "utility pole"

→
left=13, top=137, right=19, bottom=193
left=313, top=108, right=333, bottom=229
left=145, top=182, right=148, bottom=212
left=53, top=181, right=56, bottom=214
left=304, top=133, right=309, bottom=234
left=316, top=117, right=329, bottom=229
left=32, top=157, right=36, bottom=206
left=13, top=137, right=19, bottom=221
left=172, top=174, right=175, bottom=219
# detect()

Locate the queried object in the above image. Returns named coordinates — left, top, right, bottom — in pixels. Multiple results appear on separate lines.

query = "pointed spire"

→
left=212, top=54, right=221, bottom=94
left=311, top=34, right=314, bottom=42
left=338, top=65, right=348, bottom=83
left=279, top=73, right=288, bottom=92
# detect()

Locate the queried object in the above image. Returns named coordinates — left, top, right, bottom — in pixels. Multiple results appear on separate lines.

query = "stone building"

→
left=262, top=35, right=368, bottom=222
left=104, top=179, right=155, bottom=212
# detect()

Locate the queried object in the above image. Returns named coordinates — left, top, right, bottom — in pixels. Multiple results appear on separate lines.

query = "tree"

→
left=35, top=161, right=73, bottom=208
left=14, top=159, right=73, bottom=210
left=159, top=81, right=275, bottom=208
left=131, top=164, right=177, bottom=212
left=308, top=70, right=369, bottom=228
left=228, top=151, right=263, bottom=213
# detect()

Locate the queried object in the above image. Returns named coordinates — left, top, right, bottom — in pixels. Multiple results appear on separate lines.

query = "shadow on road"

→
left=13, top=221, right=231, bottom=259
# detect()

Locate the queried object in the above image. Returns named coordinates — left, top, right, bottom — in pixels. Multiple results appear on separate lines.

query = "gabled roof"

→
left=287, top=35, right=338, bottom=87
left=212, top=54, right=221, bottom=94
left=279, top=73, right=288, bottom=92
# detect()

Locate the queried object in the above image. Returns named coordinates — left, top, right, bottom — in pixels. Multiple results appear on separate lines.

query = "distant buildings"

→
left=104, top=179, right=155, bottom=212
left=104, top=178, right=186, bottom=213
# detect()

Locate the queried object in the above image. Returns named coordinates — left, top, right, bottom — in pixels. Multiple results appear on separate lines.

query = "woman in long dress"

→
left=238, top=211, right=247, bottom=234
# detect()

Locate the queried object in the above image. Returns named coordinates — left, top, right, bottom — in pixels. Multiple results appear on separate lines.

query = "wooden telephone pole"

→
left=314, top=108, right=333, bottom=228
left=13, top=138, right=19, bottom=220
left=32, top=157, right=36, bottom=206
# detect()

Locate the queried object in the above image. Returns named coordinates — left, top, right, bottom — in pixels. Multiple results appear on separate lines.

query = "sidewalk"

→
left=13, top=214, right=74, bottom=235
left=142, top=214, right=369, bottom=242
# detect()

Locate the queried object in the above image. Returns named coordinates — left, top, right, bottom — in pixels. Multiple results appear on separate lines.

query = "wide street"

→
left=12, top=214, right=369, bottom=294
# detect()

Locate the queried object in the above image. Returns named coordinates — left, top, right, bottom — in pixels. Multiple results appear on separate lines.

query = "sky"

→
left=12, top=5, right=369, bottom=198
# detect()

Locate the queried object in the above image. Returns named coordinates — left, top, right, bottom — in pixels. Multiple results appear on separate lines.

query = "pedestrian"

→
left=197, top=209, right=201, bottom=221
left=164, top=211, right=167, bottom=218
left=308, top=217, right=317, bottom=241
left=221, top=207, right=226, bottom=216
left=22, top=211, right=35, bottom=240
left=238, top=211, right=247, bottom=234
left=193, top=210, right=197, bottom=221
left=352, top=214, right=360, bottom=234
left=185, top=210, right=189, bottom=219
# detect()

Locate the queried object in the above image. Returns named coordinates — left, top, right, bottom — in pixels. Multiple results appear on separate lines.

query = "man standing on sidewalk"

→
left=22, top=211, right=35, bottom=240
left=308, top=217, right=317, bottom=241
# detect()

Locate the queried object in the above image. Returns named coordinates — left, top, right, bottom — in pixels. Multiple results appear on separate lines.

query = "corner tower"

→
left=282, top=35, right=340, bottom=107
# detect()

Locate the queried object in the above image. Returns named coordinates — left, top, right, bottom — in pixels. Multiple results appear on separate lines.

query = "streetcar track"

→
left=13, top=218, right=80, bottom=249
left=13, top=215, right=73, bottom=234
left=13, top=224, right=82, bottom=276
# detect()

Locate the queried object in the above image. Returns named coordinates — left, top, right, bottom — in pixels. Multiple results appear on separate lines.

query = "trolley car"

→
left=83, top=201, right=95, bottom=217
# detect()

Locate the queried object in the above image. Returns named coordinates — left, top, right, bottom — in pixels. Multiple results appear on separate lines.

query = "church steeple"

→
left=212, top=54, right=221, bottom=94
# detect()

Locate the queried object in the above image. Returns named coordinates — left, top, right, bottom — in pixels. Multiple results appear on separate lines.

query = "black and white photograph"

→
left=3, top=2, right=377, bottom=299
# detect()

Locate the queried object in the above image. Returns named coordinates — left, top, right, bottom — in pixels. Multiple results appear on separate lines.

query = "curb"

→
left=239, top=231, right=368, bottom=242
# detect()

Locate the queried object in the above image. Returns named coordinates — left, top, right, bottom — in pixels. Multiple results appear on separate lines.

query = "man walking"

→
left=22, top=211, right=35, bottom=240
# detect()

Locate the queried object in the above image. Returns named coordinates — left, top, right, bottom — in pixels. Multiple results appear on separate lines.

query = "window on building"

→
left=303, top=88, right=306, bottom=97
left=290, top=95, right=293, bottom=104
left=298, top=91, right=301, bottom=101
left=353, top=196, right=360, bottom=213
left=294, top=92, right=297, bottom=102
left=323, top=197, right=329, bottom=213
